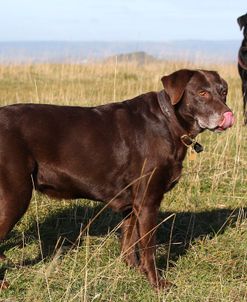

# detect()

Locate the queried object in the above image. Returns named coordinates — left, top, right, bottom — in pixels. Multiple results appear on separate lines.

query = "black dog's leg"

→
left=243, top=81, right=247, bottom=124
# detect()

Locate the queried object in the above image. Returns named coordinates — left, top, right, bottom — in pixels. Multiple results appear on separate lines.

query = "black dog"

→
left=237, top=13, right=247, bottom=124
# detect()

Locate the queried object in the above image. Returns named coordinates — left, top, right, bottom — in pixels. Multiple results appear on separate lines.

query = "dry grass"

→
left=0, top=59, right=246, bottom=301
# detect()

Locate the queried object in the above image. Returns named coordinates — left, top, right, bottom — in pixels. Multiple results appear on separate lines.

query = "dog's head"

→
left=161, top=69, right=234, bottom=134
left=238, top=13, right=247, bottom=39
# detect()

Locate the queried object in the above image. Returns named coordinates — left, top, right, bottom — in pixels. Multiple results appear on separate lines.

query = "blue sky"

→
left=0, top=0, right=246, bottom=41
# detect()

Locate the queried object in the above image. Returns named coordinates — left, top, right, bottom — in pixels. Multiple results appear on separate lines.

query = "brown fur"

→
left=0, top=69, right=233, bottom=289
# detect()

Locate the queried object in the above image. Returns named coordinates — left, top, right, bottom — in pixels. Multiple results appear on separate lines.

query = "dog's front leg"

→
left=120, top=209, right=139, bottom=268
left=137, top=204, right=172, bottom=290
left=243, top=81, right=247, bottom=124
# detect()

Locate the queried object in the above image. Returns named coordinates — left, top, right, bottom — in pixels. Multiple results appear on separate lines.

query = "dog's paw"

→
left=157, top=279, right=174, bottom=291
left=0, top=254, right=7, bottom=261
left=0, top=280, right=9, bottom=290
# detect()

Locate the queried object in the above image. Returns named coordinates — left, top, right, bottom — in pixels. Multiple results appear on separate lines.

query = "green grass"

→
left=0, top=61, right=246, bottom=301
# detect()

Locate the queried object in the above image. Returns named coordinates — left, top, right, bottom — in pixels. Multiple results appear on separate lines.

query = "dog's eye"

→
left=222, top=90, right=227, bottom=96
left=198, top=91, right=208, bottom=97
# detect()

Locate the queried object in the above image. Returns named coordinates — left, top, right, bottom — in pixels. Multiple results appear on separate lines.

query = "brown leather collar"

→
left=157, top=90, right=203, bottom=153
left=157, top=90, right=171, bottom=117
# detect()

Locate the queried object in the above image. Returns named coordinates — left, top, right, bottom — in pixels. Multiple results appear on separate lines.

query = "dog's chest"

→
left=166, top=162, right=183, bottom=191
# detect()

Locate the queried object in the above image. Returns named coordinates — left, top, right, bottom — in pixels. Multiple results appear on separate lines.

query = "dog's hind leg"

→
left=0, top=174, right=33, bottom=258
left=0, top=169, right=33, bottom=289
left=0, top=133, right=34, bottom=259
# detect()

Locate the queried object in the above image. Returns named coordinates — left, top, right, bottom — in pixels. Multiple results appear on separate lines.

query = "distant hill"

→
left=105, top=51, right=157, bottom=64
left=0, top=40, right=241, bottom=63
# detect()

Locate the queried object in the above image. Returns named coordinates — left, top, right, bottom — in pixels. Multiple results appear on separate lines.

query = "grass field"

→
left=0, top=60, right=246, bottom=302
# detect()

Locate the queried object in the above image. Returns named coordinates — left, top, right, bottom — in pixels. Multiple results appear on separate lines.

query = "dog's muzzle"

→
left=216, top=111, right=234, bottom=132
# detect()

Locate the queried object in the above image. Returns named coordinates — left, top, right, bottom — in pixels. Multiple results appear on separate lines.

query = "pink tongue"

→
left=219, top=111, right=234, bottom=129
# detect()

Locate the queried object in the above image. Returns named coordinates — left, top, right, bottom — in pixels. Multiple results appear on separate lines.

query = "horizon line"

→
left=0, top=39, right=241, bottom=43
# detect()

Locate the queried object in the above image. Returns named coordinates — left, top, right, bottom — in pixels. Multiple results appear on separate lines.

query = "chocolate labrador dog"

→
left=0, top=69, right=234, bottom=289
left=238, top=12, right=247, bottom=124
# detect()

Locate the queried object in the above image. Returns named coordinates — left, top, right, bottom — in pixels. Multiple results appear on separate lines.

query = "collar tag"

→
left=188, top=149, right=197, bottom=161
left=193, top=142, right=203, bottom=153
left=180, top=134, right=203, bottom=154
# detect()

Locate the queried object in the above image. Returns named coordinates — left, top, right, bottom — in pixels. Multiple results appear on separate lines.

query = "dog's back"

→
left=237, top=13, right=247, bottom=123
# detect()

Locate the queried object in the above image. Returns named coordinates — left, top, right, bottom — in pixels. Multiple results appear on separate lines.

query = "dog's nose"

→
left=219, top=111, right=234, bottom=129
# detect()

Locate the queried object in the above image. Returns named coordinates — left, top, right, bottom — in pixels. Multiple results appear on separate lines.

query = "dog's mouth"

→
left=213, top=126, right=226, bottom=133
left=197, top=111, right=234, bottom=132
left=213, top=111, right=235, bottom=132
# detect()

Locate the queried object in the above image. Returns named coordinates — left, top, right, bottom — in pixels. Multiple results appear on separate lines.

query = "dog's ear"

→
left=161, top=69, right=194, bottom=105
left=237, top=13, right=247, bottom=30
